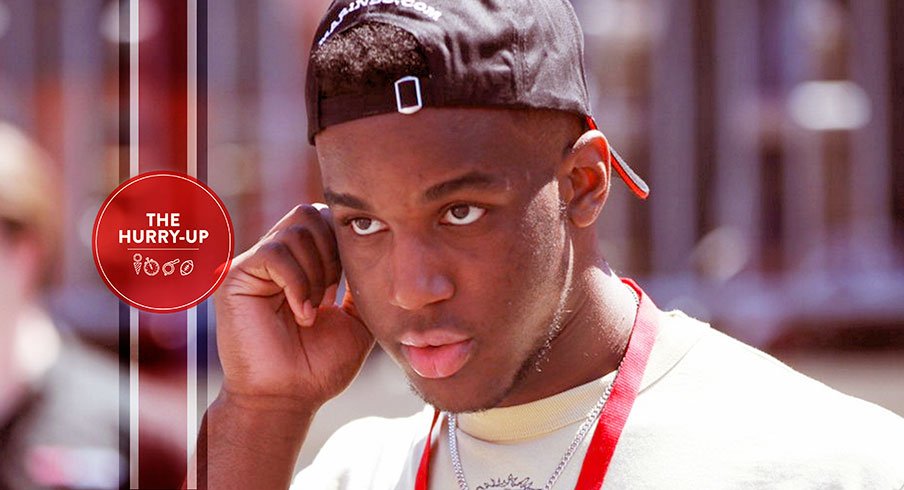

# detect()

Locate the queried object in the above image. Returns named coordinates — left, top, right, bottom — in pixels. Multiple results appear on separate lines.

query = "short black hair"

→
left=310, top=21, right=583, bottom=151
left=311, top=22, right=429, bottom=98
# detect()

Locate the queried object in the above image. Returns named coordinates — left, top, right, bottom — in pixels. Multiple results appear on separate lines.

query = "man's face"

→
left=316, top=108, right=574, bottom=413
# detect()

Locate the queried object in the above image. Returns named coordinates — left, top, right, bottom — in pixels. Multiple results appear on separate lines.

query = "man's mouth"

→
left=399, top=330, right=474, bottom=379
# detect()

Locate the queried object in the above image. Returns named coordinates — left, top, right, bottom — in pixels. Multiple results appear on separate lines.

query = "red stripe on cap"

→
left=586, top=116, right=649, bottom=200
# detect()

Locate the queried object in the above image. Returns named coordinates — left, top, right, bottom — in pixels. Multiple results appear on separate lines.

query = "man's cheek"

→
left=339, top=273, right=382, bottom=330
left=338, top=248, right=383, bottom=296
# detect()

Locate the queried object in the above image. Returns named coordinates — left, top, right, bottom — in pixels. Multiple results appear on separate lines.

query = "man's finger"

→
left=239, top=240, right=314, bottom=326
left=306, top=204, right=343, bottom=287
left=276, top=225, right=327, bottom=307
left=260, top=204, right=327, bottom=241
left=261, top=204, right=341, bottom=288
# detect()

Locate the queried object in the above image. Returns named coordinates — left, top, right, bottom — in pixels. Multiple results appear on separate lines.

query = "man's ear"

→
left=559, top=130, right=612, bottom=228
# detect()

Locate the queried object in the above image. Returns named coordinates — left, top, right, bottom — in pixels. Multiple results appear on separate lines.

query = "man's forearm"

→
left=191, top=392, right=317, bottom=490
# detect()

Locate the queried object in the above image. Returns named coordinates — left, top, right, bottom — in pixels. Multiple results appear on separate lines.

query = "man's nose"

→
left=388, top=236, right=454, bottom=311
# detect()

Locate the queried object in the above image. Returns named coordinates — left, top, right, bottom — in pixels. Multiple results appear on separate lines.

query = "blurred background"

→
left=0, top=0, right=901, bottom=487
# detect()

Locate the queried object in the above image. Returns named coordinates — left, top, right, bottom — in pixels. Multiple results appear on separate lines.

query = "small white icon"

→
left=180, top=260, right=194, bottom=276
left=129, top=254, right=194, bottom=278
left=143, top=257, right=160, bottom=276
left=162, top=258, right=180, bottom=276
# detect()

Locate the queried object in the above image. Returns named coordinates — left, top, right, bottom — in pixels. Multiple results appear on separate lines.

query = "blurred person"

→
left=0, top=122, right=123, bottom=490
left=194, top=1, right=904, bottom=489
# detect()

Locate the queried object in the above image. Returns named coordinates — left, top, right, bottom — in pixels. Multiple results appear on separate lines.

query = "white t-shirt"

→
left=292, top=310, right=904, bottom=489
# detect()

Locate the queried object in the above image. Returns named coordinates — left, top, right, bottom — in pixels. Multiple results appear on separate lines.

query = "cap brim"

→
left=586, top=116, right=649, bottom=200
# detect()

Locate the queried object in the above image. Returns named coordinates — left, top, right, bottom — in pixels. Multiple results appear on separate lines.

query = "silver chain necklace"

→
left=446, top=286, right=639, bottom=490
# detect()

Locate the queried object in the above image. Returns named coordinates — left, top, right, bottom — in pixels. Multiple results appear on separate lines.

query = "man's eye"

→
left=349, top=217, right=387, bottom=236
left=442, top=205, right=486, bottom=226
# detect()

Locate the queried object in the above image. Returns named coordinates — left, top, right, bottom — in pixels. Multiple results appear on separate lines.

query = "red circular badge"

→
left=92, top=171, right=234, bottom=313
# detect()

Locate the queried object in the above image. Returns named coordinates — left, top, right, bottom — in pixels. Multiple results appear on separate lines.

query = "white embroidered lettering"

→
left=424, top=6, right=442, bottom=21
left=318, top=0, right=444, bottom=46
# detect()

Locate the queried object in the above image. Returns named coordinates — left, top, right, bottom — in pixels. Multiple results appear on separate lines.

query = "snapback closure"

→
left=394, top=76, right=423, bottom=115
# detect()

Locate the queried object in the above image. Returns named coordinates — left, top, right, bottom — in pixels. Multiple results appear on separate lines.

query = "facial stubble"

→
left=406, top=230, right=575, bottom=414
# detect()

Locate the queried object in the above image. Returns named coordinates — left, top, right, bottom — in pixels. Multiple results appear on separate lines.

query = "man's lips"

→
left=400, top=330, right=474, bottom=379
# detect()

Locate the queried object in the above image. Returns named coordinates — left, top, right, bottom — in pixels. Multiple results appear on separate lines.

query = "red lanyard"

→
left=415, top=279, right=658, bottom=490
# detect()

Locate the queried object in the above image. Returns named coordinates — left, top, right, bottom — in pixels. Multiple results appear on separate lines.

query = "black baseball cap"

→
left=305, top=0, right=649, bottom=199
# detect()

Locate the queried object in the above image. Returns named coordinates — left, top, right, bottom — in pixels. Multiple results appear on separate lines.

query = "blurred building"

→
left=573, top=0, right=904, bottom=348
left=1, top=0, right=900, bottom=348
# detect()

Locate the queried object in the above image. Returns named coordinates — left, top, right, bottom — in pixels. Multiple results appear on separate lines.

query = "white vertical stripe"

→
left=129, top=306, right=139, bottom=487
left=187, top=2, right=199, bottom=488
left=129, top=0, right=140, bottom=487
left=187, top=0, right=198, bottom=179
left=186, top=307, right=198, bottom=489
left=130, top=0, right=139, bottom=179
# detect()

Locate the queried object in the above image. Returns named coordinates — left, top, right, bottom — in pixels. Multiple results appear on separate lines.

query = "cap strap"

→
left=394, top=76, right=424, bottom=115
left=319, top=75, right=432, bottom=129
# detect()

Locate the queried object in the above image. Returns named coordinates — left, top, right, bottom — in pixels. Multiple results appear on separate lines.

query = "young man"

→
left=197, top=1, right=904, bottom=488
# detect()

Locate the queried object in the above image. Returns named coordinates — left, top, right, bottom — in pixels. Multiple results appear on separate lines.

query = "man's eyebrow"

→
left=323, top=171, right=505, bottom=210
left=323, top=190, right=372, bottom=211
left=423, top=171, right=506, bottom=202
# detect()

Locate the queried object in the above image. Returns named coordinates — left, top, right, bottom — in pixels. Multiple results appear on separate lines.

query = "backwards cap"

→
left=305, top=0, right=649, bottom=199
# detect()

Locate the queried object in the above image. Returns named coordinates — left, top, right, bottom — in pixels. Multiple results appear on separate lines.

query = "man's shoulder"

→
left=291, top=407, right=432, bottom=489
left=659, top=310, right=904, bottom=430
left=633, top=310, right=904, bottom=486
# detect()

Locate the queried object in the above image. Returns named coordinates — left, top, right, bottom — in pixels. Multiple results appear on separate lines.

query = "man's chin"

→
left=405, top=377, right=512, bottom=414
left=382, top=344, right=526, bottom=412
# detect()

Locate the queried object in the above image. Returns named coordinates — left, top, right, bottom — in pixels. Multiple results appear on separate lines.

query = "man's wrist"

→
left=217, top=387, right=321, bottom=416
left=198, top=391, right=316, bottom=490
left=208, top=390, right=317, bottom=458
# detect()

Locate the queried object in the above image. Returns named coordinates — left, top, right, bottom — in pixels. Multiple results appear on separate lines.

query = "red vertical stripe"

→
left=137, top=1, right=189, bottom=487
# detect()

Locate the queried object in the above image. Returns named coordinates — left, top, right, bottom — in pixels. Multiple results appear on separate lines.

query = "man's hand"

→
left=215, top=203, right=374, bottom=409
left=194, top=204, right=374, bottom=490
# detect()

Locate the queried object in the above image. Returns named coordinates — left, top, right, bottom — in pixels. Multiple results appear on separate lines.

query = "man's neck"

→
left=494, top=266, right=637, bottom=408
